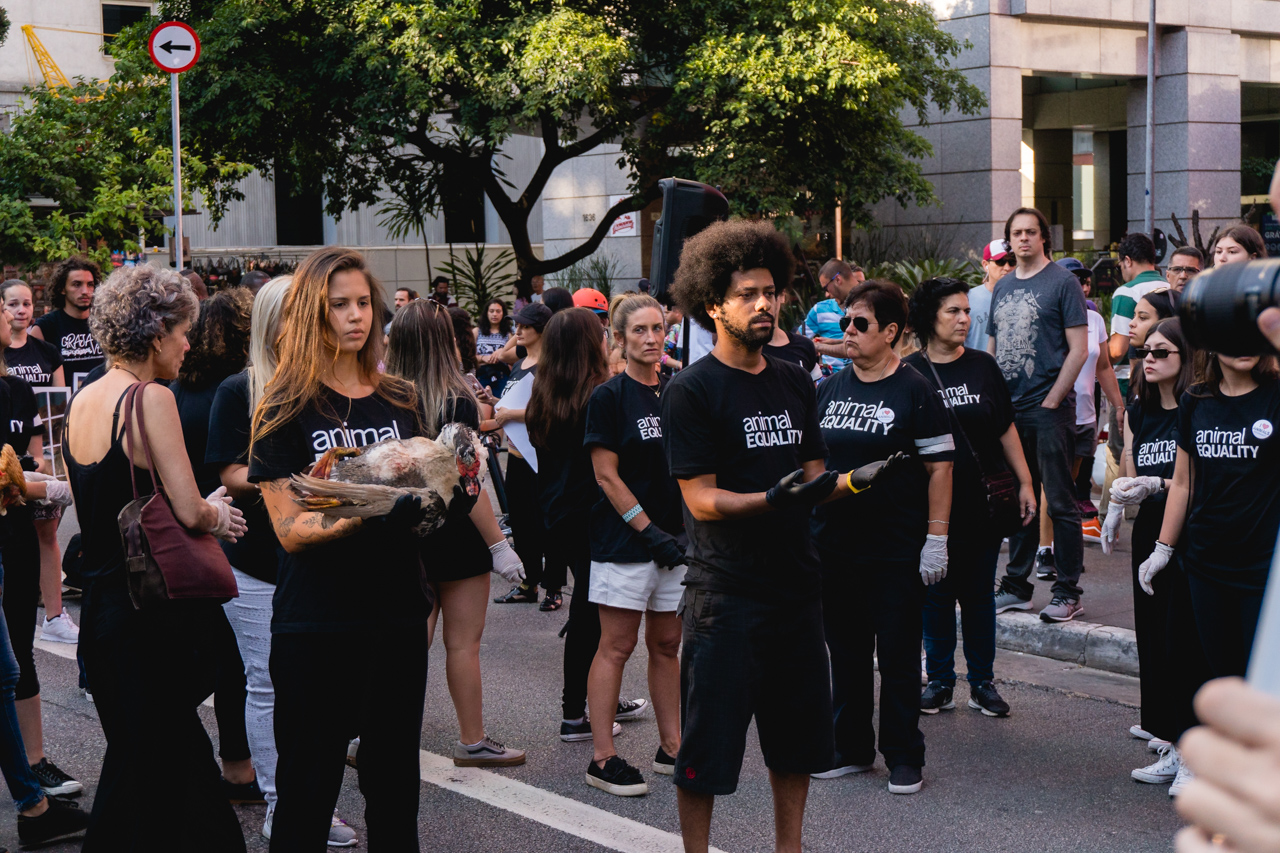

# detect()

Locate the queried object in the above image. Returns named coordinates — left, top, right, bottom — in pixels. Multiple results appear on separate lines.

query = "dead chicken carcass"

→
left=289, top=423, right=484, bottom=535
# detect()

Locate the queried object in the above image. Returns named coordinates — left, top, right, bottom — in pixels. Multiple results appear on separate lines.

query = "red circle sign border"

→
left=147, top=21, right=202, bottom=74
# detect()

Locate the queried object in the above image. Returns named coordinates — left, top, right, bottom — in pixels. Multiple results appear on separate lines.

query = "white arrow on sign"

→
left=147, top=22, right=201, bottom=74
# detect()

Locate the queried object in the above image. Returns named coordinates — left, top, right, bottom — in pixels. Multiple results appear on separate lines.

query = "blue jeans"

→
left=923, top=532, right=1001, bottom=688
left=0, top=559, right=44, bottom=812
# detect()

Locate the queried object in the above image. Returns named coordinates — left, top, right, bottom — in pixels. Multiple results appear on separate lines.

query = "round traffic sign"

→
left=147, top=22, right=201, bottom=74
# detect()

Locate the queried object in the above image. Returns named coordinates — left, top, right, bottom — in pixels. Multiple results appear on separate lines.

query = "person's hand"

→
left=1260, top=307, right=1280, bottom=349
left=1111, top=475, right=1162, bottom=506
left=1018, top=482, right=1037, bottom=525
left=1100, top=504, right=1124, bottom=555
left=638, top=522, right=685, bottom=569
left=206, top=486, right=247, bottom=541
left=478, top=386, right=500, bottom=407
left=765, top=469, right=839, bottom=509
left=919, top=534, right=948, bottom=585
left=1175, top=677, right=1280, bottom=853
left=489, top=540, right=525, bottom=582
left=1137, top=540, right=1173, bottom=595
left=845, top=452, right=906, bottom=493
left=448, top=484, right=478, bottom=519
left=364, top=493, right=427, bottom=535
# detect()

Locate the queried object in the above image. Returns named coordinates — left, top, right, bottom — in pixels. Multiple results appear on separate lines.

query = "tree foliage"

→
left=111, top=0, right=984, bottom=280
left=0, top=7, right=10, bottom=49
left=0, top=79, right=250, bottom=269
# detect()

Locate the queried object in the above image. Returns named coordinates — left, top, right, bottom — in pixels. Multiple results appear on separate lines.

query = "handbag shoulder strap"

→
left=919, top=350, right=989, bottom=478
left=122, top=381, right=164, bottom=500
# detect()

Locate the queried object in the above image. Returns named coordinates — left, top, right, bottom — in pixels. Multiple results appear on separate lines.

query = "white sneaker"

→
left=1129, top=724, right=1154, bottom=740
left=40, top=613, right=79, bottom=644
left=1169, top=762, right=1194, bottom=797
left=1131, top=743, right=1179, bottom=783
left=1149, top=737, right=1171, bottom=752
left=263, top=804, right=359, bottom=847
left=811, top=762, right=875, bottom=780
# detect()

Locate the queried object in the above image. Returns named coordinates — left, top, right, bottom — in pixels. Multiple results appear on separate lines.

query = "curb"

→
left=985, top=612, right=1139, bottom=677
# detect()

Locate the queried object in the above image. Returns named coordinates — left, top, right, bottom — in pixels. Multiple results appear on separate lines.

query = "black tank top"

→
left=63, top=388, right=155, bottom=582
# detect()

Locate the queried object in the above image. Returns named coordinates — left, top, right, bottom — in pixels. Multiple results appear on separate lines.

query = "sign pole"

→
left=170, top=72, right=183, bottom=270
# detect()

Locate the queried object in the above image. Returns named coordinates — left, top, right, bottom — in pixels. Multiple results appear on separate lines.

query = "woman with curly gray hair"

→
left=62, top=264, right=248, bottom=852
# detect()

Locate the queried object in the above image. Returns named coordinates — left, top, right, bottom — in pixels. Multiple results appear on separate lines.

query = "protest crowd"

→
left=0, top=202, right=1274, bottom=853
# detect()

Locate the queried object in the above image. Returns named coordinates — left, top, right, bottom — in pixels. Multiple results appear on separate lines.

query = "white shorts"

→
left=588, top=560, right=687, bottom=613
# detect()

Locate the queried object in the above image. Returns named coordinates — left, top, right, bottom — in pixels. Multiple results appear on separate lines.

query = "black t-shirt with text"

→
left=33, top=310, right=103, bottom=392
left=812, top=362, right=954, bottom=563
left=1126, top=400, right=1178, bottom=508
left=584, top=372, right=683, bottom=563
left=662, top=354, right=826, bottom=599
left=765, top=332, right=819, bottom=377
left=1175, top=381, right=1280, bottom=589
left=248, top=385, right=431, bottom=632
left=206, top=371, right=280, bottom=586
left=5, top=337, right=62, bottom=387
left=903, top=349, right=1013, bottom=527
left=0, top=376, right=41, bottom=456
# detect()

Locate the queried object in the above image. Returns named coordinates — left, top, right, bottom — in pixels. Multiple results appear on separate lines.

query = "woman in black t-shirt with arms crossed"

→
left=904, top=278, right=1036, bottom=721
left=250, top=248, right=461, bottom=850
left=582, top=293, right=686, bottom=796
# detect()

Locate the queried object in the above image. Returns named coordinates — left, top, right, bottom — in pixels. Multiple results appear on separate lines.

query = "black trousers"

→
left=1187, top=570, right=1265, bottom=682
left=80, top=578, right=245, bottom=853
left=820, top=550, right=925, bottom=770
left=1, top=519, right=40, bottom=701
left=1163, top=564, right=1208, bottom=742
left=210, top=608, right=251, bottom=762
left=270, top=625, right=429, bottom=852
left=505, top=455, right=564, bottom=591
left=553, top=519, right=598, bottom=720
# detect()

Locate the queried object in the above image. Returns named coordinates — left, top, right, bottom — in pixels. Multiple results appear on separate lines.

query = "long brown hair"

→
left=1193, top=351, right=1280, bottom=397
left=386, top=300, right=476, bottom=438
left=1131, top=318, right=1195, bottom=410
left=251, top=247, right=418, bottom=445
left=527, top=307, right=608, bottom=448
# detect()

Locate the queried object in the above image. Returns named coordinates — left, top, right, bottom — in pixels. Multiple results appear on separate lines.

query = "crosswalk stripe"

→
left=419, top=750, right=729, bottom=853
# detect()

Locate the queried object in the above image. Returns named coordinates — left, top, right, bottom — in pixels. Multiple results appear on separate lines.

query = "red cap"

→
left=572, top=288, right=608, bottom=312
left=983, top=239, right=1011, bottom=262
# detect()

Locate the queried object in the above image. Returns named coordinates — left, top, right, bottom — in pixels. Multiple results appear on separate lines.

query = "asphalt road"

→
left=0, top=570, right=1186, bottom=853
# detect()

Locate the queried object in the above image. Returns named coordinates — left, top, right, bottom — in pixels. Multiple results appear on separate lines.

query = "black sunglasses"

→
left=1134, top=347, right=1180, bottom=359
left=839, top=315, right=877, bottom=333
left=994, top=256, right=1016, bottom=267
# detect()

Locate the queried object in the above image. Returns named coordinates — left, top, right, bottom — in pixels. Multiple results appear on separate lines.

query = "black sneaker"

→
left=17, top=796, right=89, bottom=847
left=968, top=681, right=1011, bottom=717
left=585, top=755, right=648, bottom=796
left=888, top=765, right=923, bottom=795
left=653, top=746, right=675, bottom=776
left=222, top=775, right=266, bottom=804
left=615, top=698, right=648, bottom=721
left=560, top=718, right=622, bottom=743
left=1034, top=549, right=1056, bottom=580
left=494, top=584, right=538, bottom=604
left=540, top=591, right=563, bottom=611
left=919, top=681, right=955, bottom=715
left=29, top=758, right=83, bottom=796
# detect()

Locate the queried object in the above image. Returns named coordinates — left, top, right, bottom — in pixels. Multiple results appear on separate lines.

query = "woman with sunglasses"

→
left=903, top=278, right=1036, bottom=721
left=1102, top=320, right=1206, bottom=786
left=965, top=241, right=1015, bottom=352
left=1141, top=344, right=1280, bottom=796
left=811, top=280, right=954, bottom=795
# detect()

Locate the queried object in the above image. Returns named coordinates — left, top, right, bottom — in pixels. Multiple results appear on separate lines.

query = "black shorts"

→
left=674, top=588, right=834, bottom=795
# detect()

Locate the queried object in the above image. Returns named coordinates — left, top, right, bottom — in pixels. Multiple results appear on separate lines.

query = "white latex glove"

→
left=1110, top=476, right=1163, bottom=507
left=919, top=534, right=948, bottom=586
left=1100, top=504, right=1124, bottom=555
left=23, top=472, right=74, bottom=507
left=489, top=540, right=526, bottom=583
left=206, top=486, right=247, bottom=542
left=1138, top=541, right=1173, bottom=596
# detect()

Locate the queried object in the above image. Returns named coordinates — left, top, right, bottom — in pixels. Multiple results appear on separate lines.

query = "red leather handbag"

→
left=116, top=382, right=238, bottom=610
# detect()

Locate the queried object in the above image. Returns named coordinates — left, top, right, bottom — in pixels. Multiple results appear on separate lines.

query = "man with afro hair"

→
left=661, top=219, right=895, bottom=852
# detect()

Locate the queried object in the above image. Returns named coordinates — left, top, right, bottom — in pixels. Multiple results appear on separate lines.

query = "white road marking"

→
left=419, top=750, right=729, bottom=853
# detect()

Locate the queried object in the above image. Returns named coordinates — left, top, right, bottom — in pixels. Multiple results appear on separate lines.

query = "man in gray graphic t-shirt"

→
left=986, top=208, right=1089, bottom=622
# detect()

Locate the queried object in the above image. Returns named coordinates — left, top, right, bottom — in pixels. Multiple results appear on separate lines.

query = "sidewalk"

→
left=988, top=520, right=1140, bottom=677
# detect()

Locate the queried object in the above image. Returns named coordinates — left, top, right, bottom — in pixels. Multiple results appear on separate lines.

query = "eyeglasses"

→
left=839, top=315, right=878, bottom=333
left=994, top=256, right=1016, bottom=267
left=1166, top=266, right=1200, bottom=276
left=1134, top=347, right=1180, bottom=359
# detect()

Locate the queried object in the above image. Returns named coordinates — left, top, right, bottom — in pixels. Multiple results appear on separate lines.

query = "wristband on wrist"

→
left=621, top=504, right=643, bottom=523
left=844, top=470, right=868, bottom=494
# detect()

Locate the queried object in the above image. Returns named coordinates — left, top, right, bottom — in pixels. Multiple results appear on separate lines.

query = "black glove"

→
left=638, top=523, right=685, bottom=569
left=765, top=469, right=839, bottom=509
left=18, top=456, right=37, bottom=473
left=846, top=451, right=906, bottom=492
left=364, top=494, right=427, bottom=534
left=448, top=484, right=479, bottom=519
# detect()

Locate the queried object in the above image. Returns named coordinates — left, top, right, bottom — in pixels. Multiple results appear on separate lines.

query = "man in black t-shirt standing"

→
left=32, top=257, right=104, bottom=393
left=662, top=220, right=889, bottom=853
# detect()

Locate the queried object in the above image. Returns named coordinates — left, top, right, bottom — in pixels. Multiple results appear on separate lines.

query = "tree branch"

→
left=526, top=188, right=659, bottom=277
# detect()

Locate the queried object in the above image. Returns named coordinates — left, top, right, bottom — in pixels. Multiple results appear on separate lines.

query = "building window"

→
left=101, top=3, right=151, bottom=55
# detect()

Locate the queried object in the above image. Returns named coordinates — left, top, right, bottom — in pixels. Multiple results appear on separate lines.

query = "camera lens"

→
left=1180, top=259, right=1280, bottom=356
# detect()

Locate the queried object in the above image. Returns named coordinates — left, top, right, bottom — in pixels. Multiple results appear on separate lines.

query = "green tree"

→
left=0, top=8, right=10, bottom=49
left=111, top=0, right=984, bottom=283
left=0, top=79, right=249, bottom=269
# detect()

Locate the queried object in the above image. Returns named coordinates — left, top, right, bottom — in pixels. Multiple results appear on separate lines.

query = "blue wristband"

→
left=621, top=504, right=643, bottom=523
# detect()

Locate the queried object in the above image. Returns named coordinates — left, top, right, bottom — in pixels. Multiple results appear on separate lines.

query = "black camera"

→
left=1180, top=259, right=1280, bottom=356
